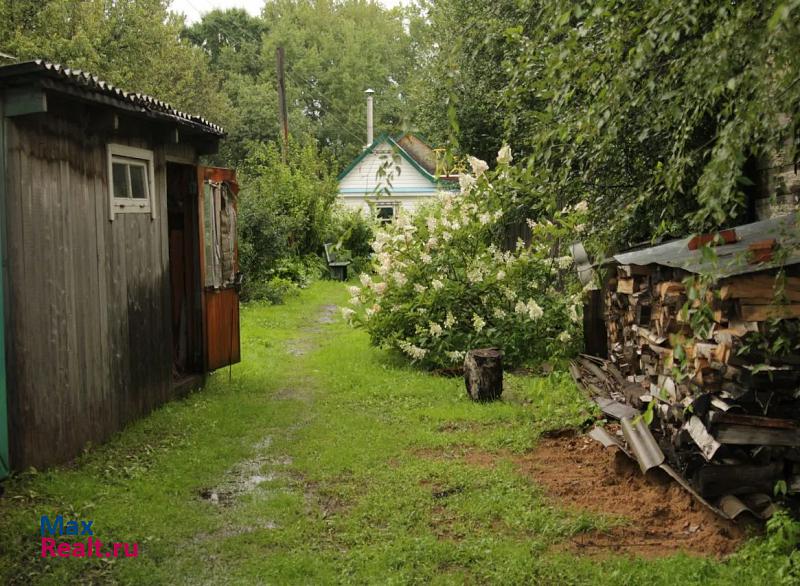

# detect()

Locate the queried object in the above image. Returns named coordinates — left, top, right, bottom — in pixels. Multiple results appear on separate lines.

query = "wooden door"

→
left=198, top=166, right=241, bottom=371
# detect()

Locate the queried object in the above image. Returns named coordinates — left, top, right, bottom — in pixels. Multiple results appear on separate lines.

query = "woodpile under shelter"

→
left=574, top=212, right=800, bottom=519
left=0, top=60, right=242, bottom=476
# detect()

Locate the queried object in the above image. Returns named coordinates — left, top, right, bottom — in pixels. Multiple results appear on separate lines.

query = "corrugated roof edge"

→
left=0, top=60, right=225, bottom=136
left=611, top=212, right=799, bottom=279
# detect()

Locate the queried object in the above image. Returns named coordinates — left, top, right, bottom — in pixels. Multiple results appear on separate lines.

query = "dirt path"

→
left=204, top=294, right=748, bottom=564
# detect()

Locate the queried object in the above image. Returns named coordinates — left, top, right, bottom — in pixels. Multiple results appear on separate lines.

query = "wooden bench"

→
left=324, top=243, right=351, bottom=281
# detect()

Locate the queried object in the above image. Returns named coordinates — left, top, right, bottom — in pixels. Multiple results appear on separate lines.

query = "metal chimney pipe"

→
left=365, top=88, right=375, bottom=146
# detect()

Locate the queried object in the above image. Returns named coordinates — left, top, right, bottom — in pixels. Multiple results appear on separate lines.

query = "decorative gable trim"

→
left=337, top=133, right=444, bottom=186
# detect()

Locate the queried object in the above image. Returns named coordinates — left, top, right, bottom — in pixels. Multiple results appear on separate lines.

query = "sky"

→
left=171, top=0, right=409, bottom=24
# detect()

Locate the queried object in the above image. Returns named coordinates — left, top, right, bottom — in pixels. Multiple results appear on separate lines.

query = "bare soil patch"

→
left=413, top=435, right=749, bottom=558
left=316, top=304, right=339, bottom=324
left=513, top=433, right=749, bottom=558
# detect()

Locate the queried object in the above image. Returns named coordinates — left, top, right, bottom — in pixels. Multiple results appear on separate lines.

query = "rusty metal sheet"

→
left=612, top=213, right=799, bottom=278
left=620, top=416, right=665, bottom=473
left=205, top=288, right=241, bottom=371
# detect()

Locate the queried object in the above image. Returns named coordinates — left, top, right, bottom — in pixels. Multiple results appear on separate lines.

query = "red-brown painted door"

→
left=198, top=166, right=241, bottom=371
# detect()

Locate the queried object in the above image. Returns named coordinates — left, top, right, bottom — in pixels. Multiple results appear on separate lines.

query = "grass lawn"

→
left=0, top=281, right=797, bottom=584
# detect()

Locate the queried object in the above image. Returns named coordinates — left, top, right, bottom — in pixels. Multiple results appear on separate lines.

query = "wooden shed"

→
left=0, top=61, right=241, bottom=475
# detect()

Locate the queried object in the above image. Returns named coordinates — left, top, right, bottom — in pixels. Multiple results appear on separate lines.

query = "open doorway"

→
left=167, top=162, right=204, bottom=387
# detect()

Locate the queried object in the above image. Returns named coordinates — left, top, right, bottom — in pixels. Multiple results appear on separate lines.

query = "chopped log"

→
left=739, top=304, right=800, bottom=321
left=464, top=348, right=503, bottom=402
left=719, top=275, right=800, bottom=302
left=619, top=264, right=652, bottom=277
left=708, top=412, right=799, bottom=430
left=714, top=424, right=800, bottom=447
left=658, top=281, right=686, bottom=299
left=694, top=461, right=783, bottom=498
left=617, top=278, right=635, bottom=294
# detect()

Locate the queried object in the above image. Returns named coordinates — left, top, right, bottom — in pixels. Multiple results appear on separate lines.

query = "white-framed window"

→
left=375, top=202, right=399, bottom=224
left=107, top=144, right=155, bottom=219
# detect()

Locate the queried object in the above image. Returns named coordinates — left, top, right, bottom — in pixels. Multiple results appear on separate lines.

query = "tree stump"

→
left=464, top=348, right=504, bottom=402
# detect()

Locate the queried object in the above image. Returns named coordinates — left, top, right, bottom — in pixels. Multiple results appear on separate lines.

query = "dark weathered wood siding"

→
left=3, top=109, right=185, bottom=468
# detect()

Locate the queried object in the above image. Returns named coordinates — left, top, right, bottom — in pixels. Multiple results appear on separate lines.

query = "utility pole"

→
left=276, top=46, right=289, bottom=164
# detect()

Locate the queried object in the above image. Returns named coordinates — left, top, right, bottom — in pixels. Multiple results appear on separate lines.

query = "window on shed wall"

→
left=107, top=144, right=155, bottom=219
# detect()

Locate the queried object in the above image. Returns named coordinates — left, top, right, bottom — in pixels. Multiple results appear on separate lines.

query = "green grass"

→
left=0, top=281, right=798, bottom=584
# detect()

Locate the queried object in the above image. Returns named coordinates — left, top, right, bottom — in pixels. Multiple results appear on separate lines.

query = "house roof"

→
left=395, top=133, right=438, bottom=175
left=0, top=60, right=225, bottom=136
left=337, top=132, right=457, bottom=187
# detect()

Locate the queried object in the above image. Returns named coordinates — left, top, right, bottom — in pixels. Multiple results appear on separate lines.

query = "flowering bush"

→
left=343, top=148, right=588, bottom=369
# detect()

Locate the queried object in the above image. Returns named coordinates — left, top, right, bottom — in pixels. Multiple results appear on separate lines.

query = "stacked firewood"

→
left=603, top=263, right=800, bottom=504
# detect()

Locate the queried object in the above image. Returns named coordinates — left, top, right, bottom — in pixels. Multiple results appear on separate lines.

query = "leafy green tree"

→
left=0, top=0, right=230, bottom=127
left=259, top=0, right=417, bottom=162
left=522, top=1, right=797, bottom=249
left=412, top=0, right=800, bottom=253
left=405, top=0, right=533, bottom=165
left=182, top=8, right=266, bottom=75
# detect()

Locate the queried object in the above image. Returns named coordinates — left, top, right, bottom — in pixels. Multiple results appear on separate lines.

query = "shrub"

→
left=324, top=207, right=377, bottom=278
left=243, top=277, right=299, bottom=305
left=241, top=255, right=326, bottom=304
left=329, top=207, right=376, bottom=258
left=237, top=139, right=339, bottom=301
left=344, top=148, right=587, bottom=369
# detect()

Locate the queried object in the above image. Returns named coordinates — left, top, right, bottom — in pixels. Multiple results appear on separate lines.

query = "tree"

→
left=410, top=0, right=800, bottom=252
left=0, top=0, right=230, bottom=128
left=504, top=0, right=800, bottom=252
left=237, top=138, right=340, bottom=299
left=404, top=0, right=534, bottom=165
left=259, top=0, right=417, bottom=162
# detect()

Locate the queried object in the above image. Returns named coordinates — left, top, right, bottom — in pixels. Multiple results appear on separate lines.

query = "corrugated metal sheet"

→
left=620, top=416, right=665, bottom=473
left=0, top=60, right=224, bottom=136
left=613, top=213, right=799, bottom=277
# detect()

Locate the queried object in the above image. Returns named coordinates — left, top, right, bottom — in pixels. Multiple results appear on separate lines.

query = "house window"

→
left=107, top=144, right=155, bottom=219
left=376, top=202, right=398, bottom=224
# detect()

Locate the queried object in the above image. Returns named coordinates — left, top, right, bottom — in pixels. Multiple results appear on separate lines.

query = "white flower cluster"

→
left=346, top=144, right=583, bottom=368
left=515, top=298, right=543, bottom=321
left=398, top=340, right=427, bottom=360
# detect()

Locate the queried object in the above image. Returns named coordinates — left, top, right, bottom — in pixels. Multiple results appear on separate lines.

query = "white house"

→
left=337, top=132, right=457, bottom=221
left=337, top=90, right=457, bottom=222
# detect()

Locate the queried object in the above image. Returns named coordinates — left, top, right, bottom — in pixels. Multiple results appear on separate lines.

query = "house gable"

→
left=338, top=134, right=441, bottom=196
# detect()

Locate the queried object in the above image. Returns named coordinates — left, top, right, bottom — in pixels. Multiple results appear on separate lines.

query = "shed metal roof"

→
left=0, top=60, right=224, bottom=136
left=613, top=213, right=799, bottom=278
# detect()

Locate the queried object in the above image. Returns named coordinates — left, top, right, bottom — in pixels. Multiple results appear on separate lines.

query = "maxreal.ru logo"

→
left=40, top=515, right=139, bottom=559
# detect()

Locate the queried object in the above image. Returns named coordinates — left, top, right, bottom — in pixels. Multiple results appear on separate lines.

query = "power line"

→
left=180, top=0, right=371, bottom=147
left=283, top=67, right=371, bottom=146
